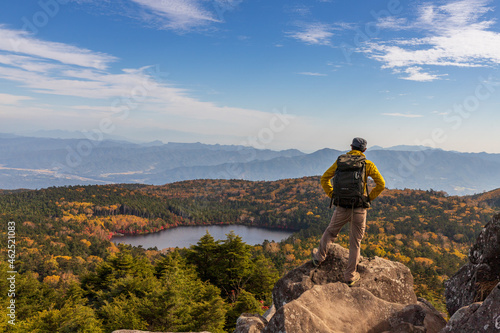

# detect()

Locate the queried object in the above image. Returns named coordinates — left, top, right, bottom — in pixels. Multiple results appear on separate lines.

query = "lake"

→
left=112, top=225, right=294, bottom=249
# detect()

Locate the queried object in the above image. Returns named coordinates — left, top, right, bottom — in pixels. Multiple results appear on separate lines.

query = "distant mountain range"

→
left=1, top=134, right=499, bottom=195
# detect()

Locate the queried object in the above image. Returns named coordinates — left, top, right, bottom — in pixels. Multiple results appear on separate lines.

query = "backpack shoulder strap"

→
left=365, top=160, right=370, bottom=204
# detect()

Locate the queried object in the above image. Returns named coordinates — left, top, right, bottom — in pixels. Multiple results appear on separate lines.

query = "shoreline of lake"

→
left=112, top=224, right=295, bottom=249
left=109, top=221, right=299, bottom=238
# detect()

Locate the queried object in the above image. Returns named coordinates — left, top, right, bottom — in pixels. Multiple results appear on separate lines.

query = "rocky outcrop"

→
left=272, top=243, right=417, bottom=309
left=112, top=331, right=211, bottom=333
left=264, top=283, right=445, bottom=333
left=235, top=243, right=446, bottom=333
left=233, top=314, right=268, bottom=333
left=235, top=213, right=500, bottom=332
left=444, top=213, right=500, bottom=316
left=441, top=282, right=500, bottom=333
left=441, top=213, right=500, bottom=332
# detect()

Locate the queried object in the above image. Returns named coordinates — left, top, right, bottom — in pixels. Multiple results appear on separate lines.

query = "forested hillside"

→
left=0, top=178, right=498, bottom=331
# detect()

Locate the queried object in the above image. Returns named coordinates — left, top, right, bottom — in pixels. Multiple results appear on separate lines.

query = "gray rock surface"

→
left=272, top=243, right=417, bottom=310
left=112, top=331, right=211, bottom=333
left=262, top=304, right=275, bottom=321
left=233, top=313, right=268, bottom=333
left=441, top=282, right=500, bottom=332
left=264, top=283, right=442, bottom=333
left=444, top=213, right=500, bottom=316
left=417, top=298, right=447, bottom=333
left=248, top=243, right=445, bottom=333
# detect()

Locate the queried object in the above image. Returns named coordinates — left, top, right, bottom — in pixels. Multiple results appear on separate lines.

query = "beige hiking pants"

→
left=314, top=206, right=367, bottom=281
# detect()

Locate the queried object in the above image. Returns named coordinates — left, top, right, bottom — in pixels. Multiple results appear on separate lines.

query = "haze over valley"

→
left=1, top=134, right=500, bottom=195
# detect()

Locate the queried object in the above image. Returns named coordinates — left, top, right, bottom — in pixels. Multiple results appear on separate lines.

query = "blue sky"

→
left=0, top=0, right=499, bottom=153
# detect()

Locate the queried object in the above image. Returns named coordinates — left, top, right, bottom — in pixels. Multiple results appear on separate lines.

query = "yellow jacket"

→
left=320, top=150, right=385, bottom=202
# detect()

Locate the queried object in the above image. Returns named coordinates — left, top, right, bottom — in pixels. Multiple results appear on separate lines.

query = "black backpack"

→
left=330, top=154, right=370, bottom=208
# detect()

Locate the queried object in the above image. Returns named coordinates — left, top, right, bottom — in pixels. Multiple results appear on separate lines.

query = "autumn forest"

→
left=0, top=177, right=499, bottom=332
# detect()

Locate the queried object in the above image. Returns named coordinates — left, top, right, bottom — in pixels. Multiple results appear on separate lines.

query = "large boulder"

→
left=444, top=213, right=500, bottom=316
left=272, top=243, right=417, bottom=309
left=263, top=283, right=445, bottom=333
left=441, top=282, right=500, bottom=333
left=235, top=242, right=445, bottom=333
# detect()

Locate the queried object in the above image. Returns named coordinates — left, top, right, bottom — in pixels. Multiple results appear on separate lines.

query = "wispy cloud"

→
left=72, top=0, right=238, bottom=31
left=376, top=17, right=409, bottom=30
left=130, top=0, right=220, bottom=30
left=376, top=0, right=494, bottom=32
left=286, top=4, right=311, bottom=16
left=432, top=111, right=450, bottom=116
left=399, top=67, right=446, bottom=82
left=382, top=113, right=424, bottom=118
left=0, top=27, right=291, bottom=139
left=364, top=0, right=500, bottom=81
left=0, top=27, right=116, bottom=69
left=287, top=22, right=335, bottom=46
left=0, top=62, right=274, bottom=126
left=0, top=93, right=32, bottom=105
left=297, top=72, right=327, bottom=76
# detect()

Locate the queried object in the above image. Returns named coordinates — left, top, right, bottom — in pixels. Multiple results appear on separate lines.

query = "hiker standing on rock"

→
left=312, top=137, right=385, bottom=286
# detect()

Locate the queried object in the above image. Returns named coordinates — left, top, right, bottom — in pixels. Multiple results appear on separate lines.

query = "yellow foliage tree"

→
left=414, top=257, right=434, bottom=267
left=282, top=244, right=294, bottom=254
left=264, top=242, right=280, bottom=254
left=43, top=275, right=60, bottom=287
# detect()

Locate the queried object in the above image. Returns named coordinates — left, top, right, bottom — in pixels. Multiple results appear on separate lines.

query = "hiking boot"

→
left=346, top=272, right=360, bottom=287
left=311, top=248, right=321, bottom=267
